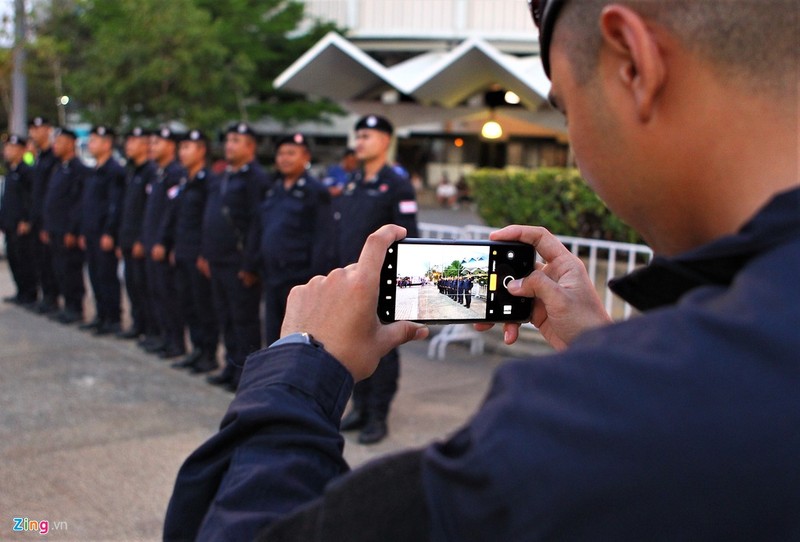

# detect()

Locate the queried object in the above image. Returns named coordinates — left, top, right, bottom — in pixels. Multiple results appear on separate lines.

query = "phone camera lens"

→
left=507, top=251, right=515, bottom=260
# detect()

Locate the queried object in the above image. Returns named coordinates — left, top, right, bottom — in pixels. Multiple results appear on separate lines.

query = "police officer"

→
left=463, top=274, right=474, bottom=309
left=0, top=134, right=37, bottom=305
left=116, top=127, right=157, bottom=340
left=259, top=133, right=335, bottom=345
left=78, top=126, right=126, bottom=335
left=200, top=122, right=268, bottom=392
left=27, top=117, right=60, bottom=313
left=166, top=129, right=219, bottom=374
left=334, top=115, right=419, bottom=444
left=143, top=127, right=186, bottom=359
left=41, top=128, right=90, bottom=324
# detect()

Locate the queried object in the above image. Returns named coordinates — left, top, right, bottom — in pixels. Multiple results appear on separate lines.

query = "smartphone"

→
left=378, top=238, right=535, bottom=323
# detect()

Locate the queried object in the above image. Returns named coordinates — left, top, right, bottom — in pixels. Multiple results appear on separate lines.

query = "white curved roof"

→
left=275, top=31, right=554, bottom=114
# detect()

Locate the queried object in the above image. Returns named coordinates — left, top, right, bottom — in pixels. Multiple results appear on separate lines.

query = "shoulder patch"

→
left=399, top=200, right=418, bottom=214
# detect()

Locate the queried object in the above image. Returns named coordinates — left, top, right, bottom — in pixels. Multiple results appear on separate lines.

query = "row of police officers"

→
left=0, top=114, right=418, bottom=444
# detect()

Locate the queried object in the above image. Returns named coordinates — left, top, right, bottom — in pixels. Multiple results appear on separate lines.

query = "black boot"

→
left=358, top=417, right=388, bottom=445
left=340, top=409, right=368, bottom=432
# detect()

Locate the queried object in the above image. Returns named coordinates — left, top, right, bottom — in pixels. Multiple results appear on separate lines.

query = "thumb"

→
left=507, top=269, right=558, bottom=302
left=378, top=321, right=429, bottom=350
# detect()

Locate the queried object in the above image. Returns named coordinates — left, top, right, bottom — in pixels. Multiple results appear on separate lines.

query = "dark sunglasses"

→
left=527, top=0, right=566, bottom=77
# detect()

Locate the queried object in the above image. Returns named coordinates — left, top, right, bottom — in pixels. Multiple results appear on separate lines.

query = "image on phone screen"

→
left=378, top=239, right=534, bottom=323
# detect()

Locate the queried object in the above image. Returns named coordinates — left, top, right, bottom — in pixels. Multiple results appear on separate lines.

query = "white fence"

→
left=418, top=222, right=654, bottom=359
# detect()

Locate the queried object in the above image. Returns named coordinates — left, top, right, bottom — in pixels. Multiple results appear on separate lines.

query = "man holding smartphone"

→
left=166, top=1, right=800, bottom=540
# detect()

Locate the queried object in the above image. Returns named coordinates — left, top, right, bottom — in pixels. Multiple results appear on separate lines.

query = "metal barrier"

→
left=418, top=222, right=654, bottom=359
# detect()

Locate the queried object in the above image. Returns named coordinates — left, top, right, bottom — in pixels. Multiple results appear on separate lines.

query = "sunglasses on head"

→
left=527, top=0, right=566, bottom=77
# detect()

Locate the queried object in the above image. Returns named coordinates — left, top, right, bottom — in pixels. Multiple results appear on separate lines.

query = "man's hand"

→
left=132, top=241, right=145, bottom=259
left=78, top=235, right=87, bottom=251
left=475, top=225, right=612, bottom=350
left=17, top=221, right=30, bottom=236
left=152, top=244, right=166, bottom=262
left=281, top=225, right=429, bottom=381
left=197, top=256, right=211, bottom=278
left=237, top=270, right=260, bottom=288
left=64, top=233, right=77, bottom=249
left=100, top=234, right=115, bottom=252
left=40, top=230, right=50, bottom=245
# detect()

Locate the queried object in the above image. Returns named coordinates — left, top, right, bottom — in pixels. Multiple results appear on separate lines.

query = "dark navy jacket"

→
left=80, top=157, right=126, bottom=240
left=166, top=187, right=800, bottom=541
left=258, top=171, right=335, bottom=287
left=0, top=161, right=34, bottom=232
left=332, top=164, right=419, bottom=266
left=142, top=160, right=184, bottom=251
left=201, top=161, right=268, bottom=271
left=42, top=157, right=91, bottom=236
left=162, top=167, right=213, bottom=262
left=30, top=147, right=58, bottom=230
left=118, top=160, right=158, bottom=251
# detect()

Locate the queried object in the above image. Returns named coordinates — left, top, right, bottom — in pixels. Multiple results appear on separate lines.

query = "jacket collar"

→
left=610, top=187, right=800, bottom=311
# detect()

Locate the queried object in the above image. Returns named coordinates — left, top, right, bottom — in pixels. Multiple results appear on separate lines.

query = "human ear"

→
left=598, top=5, right=667, bottom=122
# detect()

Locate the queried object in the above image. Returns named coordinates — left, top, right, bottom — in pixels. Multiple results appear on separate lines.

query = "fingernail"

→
left=504, top=330, right=511, bottom=343
left=509, top=279, right=522, bottom=290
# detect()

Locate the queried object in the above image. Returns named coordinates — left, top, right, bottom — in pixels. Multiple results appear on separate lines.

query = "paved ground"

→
left=0, top=201, right=555, bottom=541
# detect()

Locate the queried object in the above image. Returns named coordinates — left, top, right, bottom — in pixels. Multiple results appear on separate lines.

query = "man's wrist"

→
left=269, top=332, right=325, bottom=350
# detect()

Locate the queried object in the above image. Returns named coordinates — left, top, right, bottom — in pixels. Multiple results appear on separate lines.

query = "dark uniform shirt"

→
left=0, top=161, right=34, bottom=232
left=142, top=160, right=184, bottom=251
left=165, top=188, right=800, bottom=542
left=30, top=147, right=58, bottom=230
left=42, top=157, right=90, bottom=235
left=258, top=171, right=335, bottom=286
left=80, top=157, right=126, bottom=239
left=165, top=167, right=213, bottom=262
left=333, top=164, right=419, bottom=266
left=201, top=160, right=269, bottom=271
left=118, top=160, right=158, bottom=251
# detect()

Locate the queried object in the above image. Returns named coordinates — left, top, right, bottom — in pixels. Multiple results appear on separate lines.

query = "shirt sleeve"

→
left=163, top=344, right=354, bottom=542
left=392, top=177, right=420, bottom=238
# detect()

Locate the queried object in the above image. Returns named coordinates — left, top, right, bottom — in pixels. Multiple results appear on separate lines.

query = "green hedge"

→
left=468, top=167, right=643, bottom=244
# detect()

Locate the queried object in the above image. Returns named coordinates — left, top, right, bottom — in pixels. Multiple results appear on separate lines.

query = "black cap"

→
left=5, top=134, right=27, bottom=146
left=55, top=127, right=78, bottom=140
left=226, top=122, right=258, bottom=140
left=91, top=125, right=115, bottom=138
left=275, top=133, right=310, bottom=151
left=182, top=129, right=209, bottom=144
left=28, top=116, right=51, bottom=128
left=354, top=115, right=394, bottom=135
left=126, top=126, right=151, bottom=138
left=155, top=126, right=181, bottom=142
left=529, top=0, right=566, bottom=78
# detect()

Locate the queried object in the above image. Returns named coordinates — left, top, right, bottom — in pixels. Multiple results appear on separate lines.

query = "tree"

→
left=193, top=0, right=343, bottom=125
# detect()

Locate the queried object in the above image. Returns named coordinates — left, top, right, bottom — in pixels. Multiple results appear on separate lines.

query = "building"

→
left=272, top=0, right=569, bottom=184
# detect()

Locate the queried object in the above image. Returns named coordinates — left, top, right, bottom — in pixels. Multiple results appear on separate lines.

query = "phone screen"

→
left=378, top=239, right=534, bottom=323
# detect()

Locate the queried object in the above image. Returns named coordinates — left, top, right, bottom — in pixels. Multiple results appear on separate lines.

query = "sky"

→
left=396, top=243, right=490, bottom=278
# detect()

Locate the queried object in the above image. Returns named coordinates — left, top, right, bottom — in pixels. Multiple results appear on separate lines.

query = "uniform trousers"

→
left=351, top=348, right=400, bottom=421
left=146, top=258, right=185, bottom=351
left=4, top=231, right=37, bottom=302
left=50, top=235, right=84, bottom=314
left=32, top=227, right=59, bottom=304
left=122, top=250, right=152, bottom=335
left=209, top=262, right=262, bottom=383
left=263, top=282, right=294, bottom=346
left=175, top=257, right=218, bottom=353
left=85, top=236, right=121, bottom=323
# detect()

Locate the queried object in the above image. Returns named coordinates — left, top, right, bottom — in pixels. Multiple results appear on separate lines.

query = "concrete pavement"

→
left=0, top=202, right=554, bottom=541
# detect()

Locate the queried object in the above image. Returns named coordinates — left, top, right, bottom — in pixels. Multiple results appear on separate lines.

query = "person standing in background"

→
left=27, top=117, right=60, bottom=314
left=259, top=133, right=335, bottom=345
left=334, top=115, right=419, bottom=445
left=41, top=128, right=90, bottom=324
left=167, top=129, right=219, bottom=374
left=200, top=122, right=268, bottom=393
left=0, top=134, right=37, bottom=305
left=78, top=125, right=126, bottom=335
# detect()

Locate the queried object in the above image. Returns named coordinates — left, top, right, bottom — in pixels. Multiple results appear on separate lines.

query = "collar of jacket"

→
left=610, top=187, right=800, bottom=312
